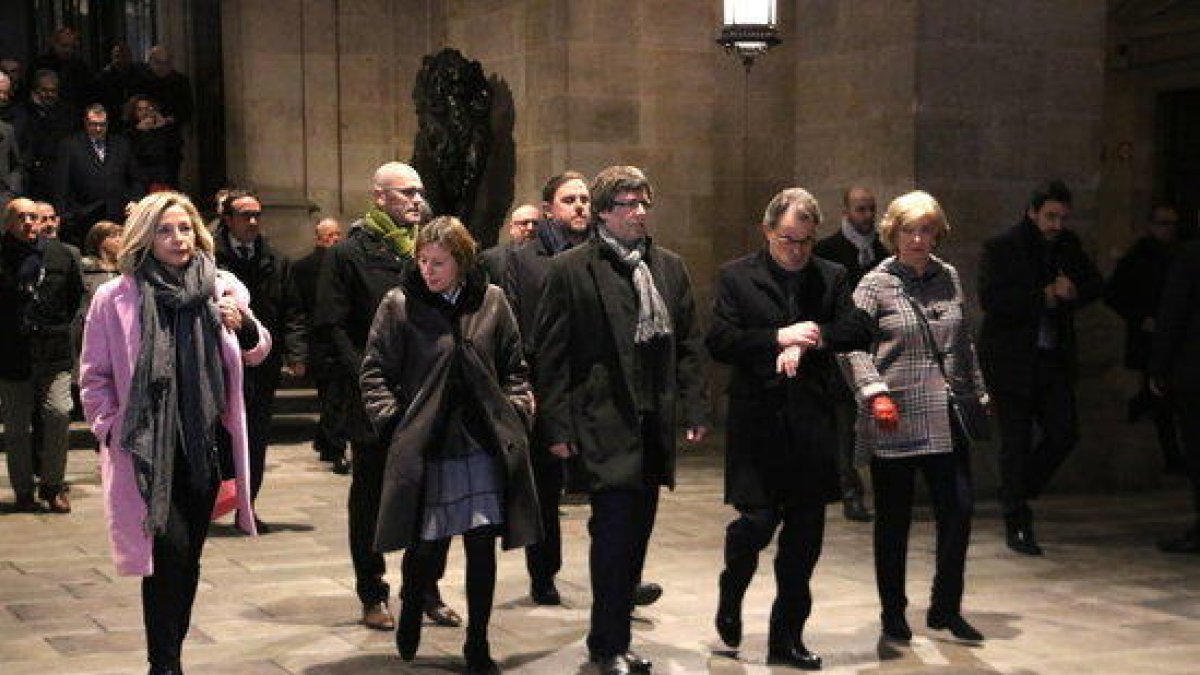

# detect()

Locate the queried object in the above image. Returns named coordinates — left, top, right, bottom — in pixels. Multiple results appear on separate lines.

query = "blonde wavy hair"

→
left=878, top=190, right=950, bottom=252
left=118, top=191, right=214, bottom=273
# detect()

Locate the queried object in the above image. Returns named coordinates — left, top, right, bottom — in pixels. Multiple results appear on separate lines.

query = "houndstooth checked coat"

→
left=839, top=256, right=989, bottom=459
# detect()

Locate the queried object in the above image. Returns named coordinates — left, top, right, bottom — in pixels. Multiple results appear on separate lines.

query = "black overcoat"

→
left=1149, top=240, right=1200, bottom=395
left=360, top=269, right=540, bottom=552
left=706, top=250, right=871, bottom=508
left=978, top=219, right=1103, bottom=395
left=533, top=238, right=708, bottom=492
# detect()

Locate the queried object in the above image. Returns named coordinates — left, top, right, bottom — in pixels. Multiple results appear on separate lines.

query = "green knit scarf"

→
left=362, top=205, right=417, bottom=258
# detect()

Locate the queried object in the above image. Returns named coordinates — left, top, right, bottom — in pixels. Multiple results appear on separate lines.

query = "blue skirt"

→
left=421, top=441, right=504, bottom=541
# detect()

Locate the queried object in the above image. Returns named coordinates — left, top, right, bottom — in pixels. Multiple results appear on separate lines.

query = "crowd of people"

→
left=0, top=28, right=193, bottom=248
left=2, top=39, right=1198, bottom=675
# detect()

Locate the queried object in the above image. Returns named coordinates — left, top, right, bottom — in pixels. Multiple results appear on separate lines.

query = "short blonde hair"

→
left=878, top=190, right=950, bottom=252
left=119, top=191, right=214, bottom=273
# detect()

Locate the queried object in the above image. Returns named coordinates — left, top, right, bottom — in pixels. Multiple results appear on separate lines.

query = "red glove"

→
left=871, top=395, right=900, bottom=431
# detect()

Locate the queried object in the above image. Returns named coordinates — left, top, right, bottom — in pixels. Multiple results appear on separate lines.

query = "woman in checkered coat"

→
left=840, top=191, right=990, bottom=644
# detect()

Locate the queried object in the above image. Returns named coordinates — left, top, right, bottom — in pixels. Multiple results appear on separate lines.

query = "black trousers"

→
left=142, top=456, right=218, bottom=670
left=871, top=439, right=972, bottom=617
left=832, top=397, right=865, bottom=497
left=243, top=364, right=281, bottom=503
left=720, top=503, right=826, bottom=644
left=312, top=368, right=351, bottom=460
left=1175, top=393, right=1200, bottom=519
left=524, top=447, right=563, bottom=587
left=587, top=485, right=659, bottom=658
left=994, top=352, right=1078, bottom=518
left=348, top=439, right=449, bottom=606
left=401, top=530, right=497, bottom=642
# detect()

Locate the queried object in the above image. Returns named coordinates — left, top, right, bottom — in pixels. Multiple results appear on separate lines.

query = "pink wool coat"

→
left=79, top=270, right=271, bottom=576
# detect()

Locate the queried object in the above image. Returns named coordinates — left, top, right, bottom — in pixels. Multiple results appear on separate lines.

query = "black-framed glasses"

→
left=379, top=186, right=426, bottom=199
left=612, top=198, right=653, bottom=211
left=772, top=233, right=815, bottom=247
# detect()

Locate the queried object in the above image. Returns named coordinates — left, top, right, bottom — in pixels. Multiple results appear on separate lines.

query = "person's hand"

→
left=1053, top=274, right=1077, bottom=301
left=685, top=426, right=708, bottom=444
left=871, top=394, right=900, bottom=431
left=284, top=361, right=307, bottom=378
left=776, top=344, right=804, bottom=378
left=777, top=321, right=821, bottom=348
left=216, top=296, right=243, bottom=332
left=549, top=442, right=573, bottom=459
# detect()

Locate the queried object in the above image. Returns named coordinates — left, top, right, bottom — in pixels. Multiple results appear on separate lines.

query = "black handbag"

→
left=900, top=289, right=991, bottom=443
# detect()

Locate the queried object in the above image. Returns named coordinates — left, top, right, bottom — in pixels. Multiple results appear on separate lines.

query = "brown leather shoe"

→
left=362, top=601, right=395, bottom=630
left=47, top=491, right=71, bottom=514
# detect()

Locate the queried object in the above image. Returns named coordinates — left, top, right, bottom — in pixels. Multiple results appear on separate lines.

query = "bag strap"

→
left=896, top=282, right=951, bottom=384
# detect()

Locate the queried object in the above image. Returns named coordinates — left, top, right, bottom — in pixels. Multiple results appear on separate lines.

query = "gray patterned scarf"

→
left=121, top=252, right=226, bottom=535
left=596, top=227, right=673, bottom=344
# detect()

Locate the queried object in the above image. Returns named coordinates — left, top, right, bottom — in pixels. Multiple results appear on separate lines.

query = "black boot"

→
left=714, top=571, right=743, bottom=649
left=1004, top=512, right=1042, bottom=556
left=881, top=610, right=912, bottom=642
left=842, top=489, right=872, bottom=523
left=927, top=609, right=984, bottom=641
left=464, top=636, right=499, bottom=674
left=395, top=599, right=422, bottom=660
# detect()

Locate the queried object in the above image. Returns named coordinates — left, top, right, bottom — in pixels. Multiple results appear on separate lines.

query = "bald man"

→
left=312, top=162, right=460, bottom=633
left=294, top=217, right=349, bottom=474
left=479, top=203, right=539, bottom=283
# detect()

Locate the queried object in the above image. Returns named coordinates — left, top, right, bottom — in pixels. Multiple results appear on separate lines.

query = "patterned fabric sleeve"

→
left=839, top=270, right=889, bottom=405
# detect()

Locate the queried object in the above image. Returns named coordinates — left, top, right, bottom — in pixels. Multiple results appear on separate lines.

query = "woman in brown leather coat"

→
left=360, top=215, right=539, bottom=675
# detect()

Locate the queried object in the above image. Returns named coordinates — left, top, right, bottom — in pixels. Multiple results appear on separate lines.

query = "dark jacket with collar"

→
left=814, top=227, right=889, bottom=289
left=1148, top=240, right=1200, bottom=395
left=54, top=131, right=143, bottom=237
left=978, top=219, right=1104, bottom=394
left=0, top=233, right=84, bottom=379
left=706, top=250, right=872, bottom=507
left=312, top=221, right=411, bottom=442
left=533, top=237, right=709, bottom=492
left=1104, top=235, right=1180, bottom=370
left=11, top=99, right=75, bottom=200
left=360, top=268, right=539, bottom=552
left=214, top=229, right=305, bottom=370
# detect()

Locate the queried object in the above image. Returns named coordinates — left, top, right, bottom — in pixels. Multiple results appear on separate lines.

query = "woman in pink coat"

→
left=79, top=191, right=271, bottom=675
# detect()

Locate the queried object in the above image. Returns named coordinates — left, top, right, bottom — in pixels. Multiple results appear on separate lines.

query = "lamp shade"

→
left=723, top=0, right=776, bottom=27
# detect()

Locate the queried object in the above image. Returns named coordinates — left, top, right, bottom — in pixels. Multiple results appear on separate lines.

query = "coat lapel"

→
left=745, top=251, right=790, bottom=322
left=587, top=245, right=637, bottom=403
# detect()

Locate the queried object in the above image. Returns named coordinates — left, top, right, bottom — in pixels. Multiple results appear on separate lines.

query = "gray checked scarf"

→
left=841, top=219, right=880, bottom=268
left=597, top=226, right=673, bottom=344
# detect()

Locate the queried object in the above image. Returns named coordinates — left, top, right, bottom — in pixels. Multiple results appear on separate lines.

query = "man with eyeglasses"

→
left=54, top=103, right=142, bottom=247
left=478, top=203, right=539, bottom=283
left=211, top=189, right=306, bottom=532
left=10, top=69, right=73, bottom=203
left=534, top=165, right=709, bottom=675
left=0, top=197, right=84, bottom=513
left=313, top=161, right=461, bottom=634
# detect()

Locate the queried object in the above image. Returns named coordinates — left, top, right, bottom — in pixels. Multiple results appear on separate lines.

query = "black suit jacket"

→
left=214, top=230, right=306, bottom=370
left=978, top=219, right=1103, bottom=394
left=1149, top=240, right=1200, bottom=395
left=705, top=250, right=871, bottom=507
left=533, top=237, right=708, bottom=492
left=814, top=228, right=889, bottom=289
left=55, top=132, right=142, bottom=241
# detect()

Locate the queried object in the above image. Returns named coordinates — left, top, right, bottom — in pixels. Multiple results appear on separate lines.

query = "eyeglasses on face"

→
left=39, top=214, right=59, bottom=221
left=233, top=210, right=262, bottom=219
left=379, top=186, right=426, bottom=199
left=772, top=233, right=815, bottom=247
left=611, top=198, right=653, bottom=211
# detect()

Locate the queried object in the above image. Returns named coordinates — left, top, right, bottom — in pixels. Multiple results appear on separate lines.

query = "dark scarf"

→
left=534, top=217, right=580, bottom=256
left=121, top=253, right=226, bottom=535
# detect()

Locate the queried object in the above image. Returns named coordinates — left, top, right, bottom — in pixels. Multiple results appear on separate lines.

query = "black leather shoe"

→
left=148, top=666, right=181, bottom=675
left=767, top=641, right=823, bottom=670
left=531, top=580, right=562, bottom=606
left=632, top=582, right=663, bottom=606
left=396, top=601, right=422, bottom=660
left=927, top=611, right=984, bottom=641
left=1158, top=528, right=1200, bottom=553
left=254, top=517, right=271, bottom=534
left=715, top=607, right=742, bottom=649
left=464, top=638, right=499, bottom=674
left=590, top=653, right=633, bottom=675
left=624, top=650, right=652, bottom=673
left=842, top=493, right=872, bottom=523
left=425, top=601, right=463, bottom=627
left=1005, top=526, right=1043, bottom=556
left=881, top=611, right=912, bottom=642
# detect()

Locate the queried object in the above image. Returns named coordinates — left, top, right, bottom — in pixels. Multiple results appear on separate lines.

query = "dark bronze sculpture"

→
left=411, top=48, right=493, bottom=234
